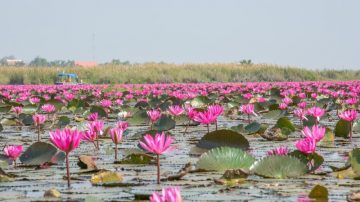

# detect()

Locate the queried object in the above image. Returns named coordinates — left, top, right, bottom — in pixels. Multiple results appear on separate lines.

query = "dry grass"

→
left=0, top=63, right=359, bottom=84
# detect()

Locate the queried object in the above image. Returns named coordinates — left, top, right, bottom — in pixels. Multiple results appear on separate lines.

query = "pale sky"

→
left=1, top=0, right=359, bottom=69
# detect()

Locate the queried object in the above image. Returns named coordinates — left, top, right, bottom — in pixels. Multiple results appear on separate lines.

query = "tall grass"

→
left=0, top=63, right=359, bottom=84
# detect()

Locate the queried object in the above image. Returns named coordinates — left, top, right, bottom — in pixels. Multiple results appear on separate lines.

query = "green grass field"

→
left=1, top=63, right=359, bottom=84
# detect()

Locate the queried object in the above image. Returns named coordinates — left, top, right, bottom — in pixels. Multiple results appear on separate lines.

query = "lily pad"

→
left=90, top=106, right=107, bottom=118
left=57, top=116, right=70, bottom=127
left=19, top=114, right=34, bottom=126
left=127, top=110, right=149, bottom=125
left=302, top=115, right=317, bottom=128
left=196, top=147, right=255, bottom=171
left=90, top=171, right=123, bottom=185
left=350, top=148, right=360, bottom=175
left=263, top=110, right=284, bottom=119
left=115, top=153, right=155, bottom=164
left=308, top=184, right=328, bottom=201
left=196, top=129, right=250, bottom=150
left=318, top=128, right=335, bottom=147
left=260, top=126, right=290, bottom=141
left=290, top=151, right=324, bottom=172
left=244, top=122, right=261, bottom=134
left=19, top=142, right=58, bottom=165
left=190, top=96, right=211, bottom=108
left=334, top=119, right=351, bottom=138
left=153, top=115, right=176, bottom=131
left=252, top=155, right=307, bottom=179
left=275, top=117, right=295, bottom=132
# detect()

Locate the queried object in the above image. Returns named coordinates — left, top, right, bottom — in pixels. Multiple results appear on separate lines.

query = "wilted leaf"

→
left=334, top=119, right=351, bottom=138
left=90, top=171, right=123, bottom=185
left=308, top=184, right=328, bottom=201
left=115, top=153, right=154, bottom=164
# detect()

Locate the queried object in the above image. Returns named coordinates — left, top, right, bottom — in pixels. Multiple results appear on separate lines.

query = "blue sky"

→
left=1, top=0, right=359, bottom=69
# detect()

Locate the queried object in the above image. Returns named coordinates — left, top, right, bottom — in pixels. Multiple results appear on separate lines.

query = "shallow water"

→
left=0, top=114, right=358, bottom=202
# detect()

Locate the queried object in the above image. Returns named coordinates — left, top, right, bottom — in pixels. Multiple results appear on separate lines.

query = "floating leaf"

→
left=90, top=171, right=123, bottom=185
left=252, top=156, right=307, bottom=179
left=260, top=126, right=290, bottom=141
left=90, top=106, right=107, bottom=118
left=230, top=124, right=245, bottom=134
left=190, top=96, right=210, bottom=108
left=19, top=114, right=34, bottom=126
left=196, top=147, right=255, bottom=171
left=115, top=153, right=155, bottom=164
left=275, top=117, right=295, bottom=132
left=196, top=129, right=249, bottom=150
left=22, top=105, right=38, bottom=114
left=334, top=119, right=351, bottom=138
left=153, top=115, right=176, bottom=131
left=134, top=101, right=149, bottom=109
left=57, top=116, right=70, bottom=127
left=78, top=155, right=97, bottom=170
left=302, top=115, right=317, bottom=128
left=127, top=110, right=149, bottom=125
left=20, top=142, right=58, bottom=165
left=318, top=128, right=335, bottom=147
left=0, top=106, right=11, bottom=113
left=290, top=151, right=324, bottom=172
left=350, top=148, right=360, bottom=175
left=244, top=122, right=261, bottom=134
left=263, top=110, right=284, bottom=119
left=0, top=118, right=17, bottom=126
left=308, top=184, right=328, bottom=201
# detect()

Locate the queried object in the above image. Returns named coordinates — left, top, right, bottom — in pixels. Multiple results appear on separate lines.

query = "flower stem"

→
left=156, top=154, right=160, bottom=184
left=207, top=124, right=209, bottom=133
left=215, top=120, right=218, bottom=131
left=37, top=125, right=41, bottom=142
left=96, top=132, right=99, bottom=150
left=65, top=153, right=70, bottom=188
left=350, top=121, right=353, bottom=140
left=115, top=144, right=118, bottom=161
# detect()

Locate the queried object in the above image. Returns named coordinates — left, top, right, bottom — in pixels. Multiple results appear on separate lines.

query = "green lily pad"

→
left=350, top=148, right=360, bottom=175
left=57, top=116, right=70, bottom=127
left=22, top=105, right=38, bottom=114
left=252, top=155, right=307, bottom=179
left=127, top=110, right=149, bottom=125
left=196, top=147, right=255, bottom=171
left=190, top=96, right=211, bottom=108
left=230, top=124, right=245, bottom=134
left=318, top=128, right=335, bottom=147
left=260, top=126, right=290, bottom=141
left=263, top=110, right=284, bottom=119
left=115, top=153, right=155, bottom=164
left=302, top=115, right=317, bottom=128
left=153, top=115, right=176, bottom=131
left=19, top=114, right=34, bottom=126
left=290, top=151, right=324, bottom=172
left=0, top=106, right=11, bottom=113
left=90, top=106, right=107, bottom=118
left=275, top=117, right=295, bottom=132
left=244, top=122, right=261, bottom=134
left=334, top=119, right=351, bottom=138
left=196, top=129, right=250, bottom=150
left=19, top=142, right=58, bottom=166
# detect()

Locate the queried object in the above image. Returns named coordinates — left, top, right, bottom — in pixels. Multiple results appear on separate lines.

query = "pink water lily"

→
left=307, top=107, right=325, bottom=123
left=302, top=125, right=325, bottom=142
left=147, top=109, right=162, bottom=129
left=87, top=120, right=104, bottom=149
left=41, top=104, right=56, bottom=113
left=32, top=114, right=47, bottom=141
left=267, top=146, right=289, bottom=156
left=139, top=132, right=174, bottom=184
left=193, top=110, right=217, bottom=133
left=87, top=112, right=98, bottom=121
left=168, top=105, right=184, bottom=117
left=150, top=187, right=182, bottom=202
left=49, top=128, right=82, bottom=187
left=339, top=109, right=358, bottom=139
left=4, top=145, right=23, bottom=166
left=295, top=137, right=316, bottom=154
left=12, top=106, right=23, bottom=116
left=239, top=103, right=257, bottom=123
left=116, top=121, right=129, bottom=131
left=109, top=127, right=123, bottom=160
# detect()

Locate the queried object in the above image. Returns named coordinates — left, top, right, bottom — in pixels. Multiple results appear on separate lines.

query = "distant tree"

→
left=110, top=59, right=130, bottom=65
left=239, top=59, right=252, bottom=65
left=29, top=57, right=49, bottom=66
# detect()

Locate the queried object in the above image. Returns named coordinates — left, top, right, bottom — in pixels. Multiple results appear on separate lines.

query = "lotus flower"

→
left=139, top=132, right=174, bottom=184
left=87, top=120, right=104, bottom=149
left=150, top=187, right=182, bottom=202
left=307, top=107, right=325, bottom=123
left=295, top=137, right=316, bottom=154
left=81, top=129, right=98, bottom=149
left=193, top=110, right=217, bottom=133
left=12, top=106, right=23, bottom=116
left=29, top=97, right=40, bottom=104
left=147, top=109, right=162, bottom=129
left=49, top=128, right=82, bottom=187
left=100, top=99, right=112, bottom=108
left=294, top=108, right=308, bottom=121
left=267, top=146, right=288, bottom=156
left=302, top=125, right=325, bottom=142
left=168, top=105, right=184, bottom=117
left=4, top=145, right=23, bottom=166
left=109, top=127, right=123, bottom=160
left=339, top=109, right=358, bottom=139
left=87, top=112, right=98, bottom=121
left=239, top=104, right=257, bottom=123
left=41, top=104, right=56, bottom=113
left=32, top=114, right=47, bottom=141
left=116, top=121, right=129, bottom=131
